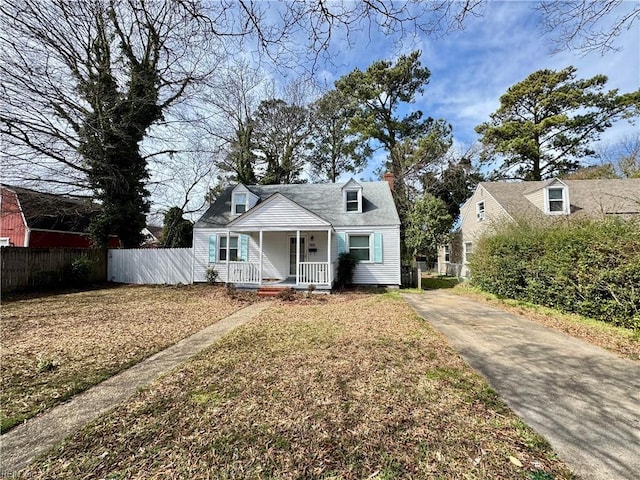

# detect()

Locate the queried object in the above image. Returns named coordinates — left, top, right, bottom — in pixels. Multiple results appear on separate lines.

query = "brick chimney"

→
left=383, top=172, right=395, bottom=192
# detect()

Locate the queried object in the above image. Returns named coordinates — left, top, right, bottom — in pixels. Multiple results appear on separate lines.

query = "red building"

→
left=0, top=185, right=119, bottom=248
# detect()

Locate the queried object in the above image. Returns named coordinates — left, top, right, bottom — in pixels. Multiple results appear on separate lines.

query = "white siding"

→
left=231, top=195, right=330, bottom=229
left=335, top=226, right=400, bottom=286
left=193, top=227, right=216, bottom=282
left=193, top=228, right=335, bottom=283
left=256, top=231, right=288, bottom=279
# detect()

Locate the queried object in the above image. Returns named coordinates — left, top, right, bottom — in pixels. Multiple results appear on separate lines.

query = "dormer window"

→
left=342, top=178, right=363, bottom=213
left=545, top=186, right=569, bottom=215
left=346, top=191, right=359, bottom=212
left=233, top=193, right=247, bottom=214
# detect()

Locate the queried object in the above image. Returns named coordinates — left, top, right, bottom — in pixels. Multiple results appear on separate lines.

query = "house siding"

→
left=0, top=188, right=27, bottom=246
left=193, top=228, right=334, bottom=283
left=230, top=195, right=330, bottom=229
left=524, top=188, right=545, bottom=212
left=459, top=186, right=510, bottom=244
left=336, top=225, right=400, bottom=286
left=440, top=186, right=510, bottom=278
left=193, top=226, right=399, bottom=286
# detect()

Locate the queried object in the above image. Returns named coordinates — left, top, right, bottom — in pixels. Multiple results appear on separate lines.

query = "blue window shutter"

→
left=208, top=235, right=217, bottom=263
left=337, top=233, right=347, bottom=254
left=240, top=234, right=249, bottom=261
left=373, top=233, right=383, bottom=263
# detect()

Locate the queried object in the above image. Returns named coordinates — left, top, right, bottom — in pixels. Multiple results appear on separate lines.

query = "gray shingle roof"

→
left=481, top=178, right=640, bottom=218
left=1, top=185, right=98, bottom=232
left=194, top=181, right=400, bottom=228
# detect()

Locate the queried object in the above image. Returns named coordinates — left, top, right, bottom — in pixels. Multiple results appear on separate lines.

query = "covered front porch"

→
left=214, top=228, right=336, bottom=288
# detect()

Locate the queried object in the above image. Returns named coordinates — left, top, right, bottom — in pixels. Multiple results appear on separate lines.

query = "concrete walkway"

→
left=403, top=291, right=640, bottom=480
left=0, top=301, right=271, bottom=476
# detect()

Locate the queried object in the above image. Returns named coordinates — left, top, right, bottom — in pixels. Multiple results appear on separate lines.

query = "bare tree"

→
left=199, top=60, right=274, bottom=184
left=1, top=0, right=486, bottom=244
left=0, top=0, right=222, bottom=245
left=595, top=133, right=640, bottom=178
left=538, top=0, right=640, bottom=54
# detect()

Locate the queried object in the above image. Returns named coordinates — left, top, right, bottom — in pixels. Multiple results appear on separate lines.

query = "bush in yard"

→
left=64, top=255, right=94, bottom=285
left=277, top=287, right=297, bottom=301
left=206, top=267, right=219, bottom=284
left=334, top=252, right=359, bottom=290
left=469, top=217, right=640, bottom=329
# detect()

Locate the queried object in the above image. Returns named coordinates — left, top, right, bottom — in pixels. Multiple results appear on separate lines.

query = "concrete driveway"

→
left=403, top=291, right=640, bottom=480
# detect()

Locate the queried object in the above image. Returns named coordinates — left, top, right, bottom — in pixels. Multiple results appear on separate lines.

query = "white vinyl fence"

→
left=108, top=248, right=194, bottom=285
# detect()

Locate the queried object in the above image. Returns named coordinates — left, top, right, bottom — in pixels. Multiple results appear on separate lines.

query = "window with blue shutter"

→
left=373, top=233, right=383, bottom=263
left=208, top=235, right=217, bottom=263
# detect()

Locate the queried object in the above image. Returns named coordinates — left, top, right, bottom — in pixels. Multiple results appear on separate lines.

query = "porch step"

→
left=257, top=286, right=291, bottom=298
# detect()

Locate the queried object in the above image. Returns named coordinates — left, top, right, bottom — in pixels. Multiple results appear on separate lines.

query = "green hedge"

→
left=469, top=217, right=640, bottom=329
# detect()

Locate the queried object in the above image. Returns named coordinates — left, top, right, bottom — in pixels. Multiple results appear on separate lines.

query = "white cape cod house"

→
left=192, top=179, right=401, bottom=289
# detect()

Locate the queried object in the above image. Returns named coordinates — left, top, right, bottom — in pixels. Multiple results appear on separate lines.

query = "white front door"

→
left=289, top=236, right=306, bottom=276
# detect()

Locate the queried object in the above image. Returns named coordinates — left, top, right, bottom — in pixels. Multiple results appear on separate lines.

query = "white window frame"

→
left=0, top=237, right=10, bottom=247
left=463, top=242, right=473, bottom=263
left=232, top=193, right=247, bottom=215
left=219, top=235, right=239, bottom=261
left=444, top=244, right=451, bottom=263
left=348, top=233, right=372, bottom=262
left=476, top=201, right=485, bottom=221
left=544, top=186, right=569, bottom=215
left=344, top=189, right=362, bottom=213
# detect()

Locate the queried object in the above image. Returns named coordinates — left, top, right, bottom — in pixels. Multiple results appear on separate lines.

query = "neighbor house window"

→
left=547, top=187, right=566, bottom=213
left=444, top=245, right=451, bottom=263
left=476, top=201, right=485, bottom=221
left=219, top=236, right=238, bottom=261
left=345, top=190, right=361, bottom=212
left=0, top=238, right=9, bottom=247
left=233, top=193, right=247, bottom=214
left=464, top=242, right=473, bottom=263
left=349, top=234, right=370, bottom=261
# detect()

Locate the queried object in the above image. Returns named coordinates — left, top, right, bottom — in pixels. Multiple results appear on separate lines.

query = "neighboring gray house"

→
left=193, top=178, right=401, bottom=289
left=438, top=177, right=640, bottom=277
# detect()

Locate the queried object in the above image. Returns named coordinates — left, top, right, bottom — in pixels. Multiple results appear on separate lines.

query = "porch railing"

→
left=228, top=261, right=260, bottom=284
left=298, top=262, right=330, bottom=285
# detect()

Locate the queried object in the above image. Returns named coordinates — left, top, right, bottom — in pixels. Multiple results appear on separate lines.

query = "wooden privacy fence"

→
left=108, top=248, right=193, bottom=285
left=1, top=247, right=106, bottom=292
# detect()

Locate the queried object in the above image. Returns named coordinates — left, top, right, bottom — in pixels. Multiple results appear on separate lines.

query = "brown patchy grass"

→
left=0, top=284, right=255, bottom=432
left=454, top=283, right=640, bottom=362
left=21, top=293, right=573, bottom=479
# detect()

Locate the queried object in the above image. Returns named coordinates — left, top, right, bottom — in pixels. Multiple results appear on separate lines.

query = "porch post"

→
left=296, top=229, right=300, bottom=285
left=259, top=229, right=263, bottom=286
left=327, top=228, right=332, bottom=286
left=226, top=230, right=230, bottom=282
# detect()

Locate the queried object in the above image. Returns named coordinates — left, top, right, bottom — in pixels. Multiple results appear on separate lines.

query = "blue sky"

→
left=307, top=1, right=639, bottom=180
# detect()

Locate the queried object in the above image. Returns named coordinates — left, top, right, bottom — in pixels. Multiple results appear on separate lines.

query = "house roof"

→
left=479, top=178, right=640, bottom=218
left=144, top=225, right=163, bottom=239
left=195, top=181, right=400, bottom=228
left=1, top=185, right=99, bottom=232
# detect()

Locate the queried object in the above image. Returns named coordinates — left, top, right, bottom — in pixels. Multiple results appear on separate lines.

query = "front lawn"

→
left=0, top=284, right=255, bottom=432
left=20, top=293, right=572, bottom=479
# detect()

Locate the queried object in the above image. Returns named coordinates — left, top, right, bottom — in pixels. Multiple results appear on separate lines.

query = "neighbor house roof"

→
left=479, top=178, right=640, bottom=219
left=195, top=181, right=400, bottom=228
left=1, top=185, right=99, bottom=232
